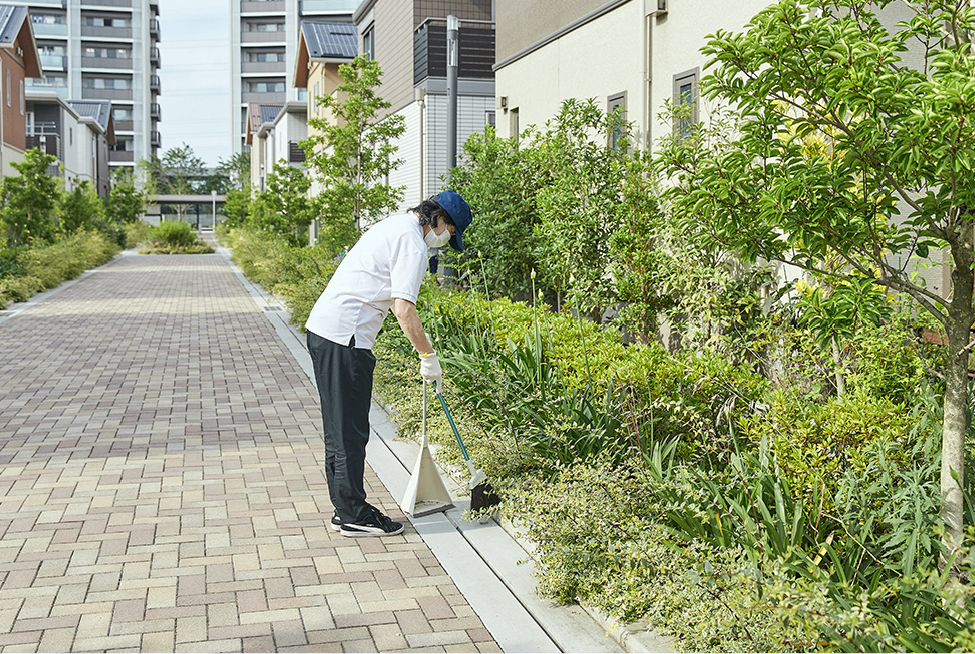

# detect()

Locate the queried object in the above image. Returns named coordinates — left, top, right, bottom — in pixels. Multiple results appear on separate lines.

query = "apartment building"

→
left=12, top=0, right=160, bottom=172
left=0, top=4, right=42, bottom=177
left=230, top=0, right=358, bottom=153
left=351, top=0, right=495, bottom=207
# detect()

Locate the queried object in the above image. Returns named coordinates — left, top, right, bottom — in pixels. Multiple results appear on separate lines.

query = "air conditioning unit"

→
left=499, top=96, right=508, bottom=109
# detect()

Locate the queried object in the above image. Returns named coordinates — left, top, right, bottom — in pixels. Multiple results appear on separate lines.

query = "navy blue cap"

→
left=433, top=190, right=472, bottom=252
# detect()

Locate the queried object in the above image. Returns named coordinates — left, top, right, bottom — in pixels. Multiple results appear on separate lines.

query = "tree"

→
left=252, top=160, right=317, bottom=247
left=1, top=148, right=60, bottom=246
left=302, top=54, right=405, bottom=247
left=655, top=0, right=975, bottom=557
left=60, top=180, right=104, bottom=234
left=215, top=152, right=251, bottom=193
left=106, top=170, right=147, bottom=224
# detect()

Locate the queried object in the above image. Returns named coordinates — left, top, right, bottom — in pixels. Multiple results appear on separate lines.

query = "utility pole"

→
left=446, top=15, right=459, bottom=173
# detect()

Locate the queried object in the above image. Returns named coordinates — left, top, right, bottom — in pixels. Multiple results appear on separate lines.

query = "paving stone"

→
left=0, top=253, right=497, bottom=653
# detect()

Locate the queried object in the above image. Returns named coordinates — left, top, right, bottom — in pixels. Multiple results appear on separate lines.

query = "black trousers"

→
left=307, top=331, right=377, bottom=524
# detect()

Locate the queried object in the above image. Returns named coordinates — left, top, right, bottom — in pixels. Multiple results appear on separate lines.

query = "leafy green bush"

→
left=140, top=220, right=213, bottom=254
left=0, top=231, right=119, bottom=307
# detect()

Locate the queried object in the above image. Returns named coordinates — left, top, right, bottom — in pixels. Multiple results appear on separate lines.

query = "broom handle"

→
left=434, top=383, right=471, bottom=462
left=421, top=381, right=427, bottom=446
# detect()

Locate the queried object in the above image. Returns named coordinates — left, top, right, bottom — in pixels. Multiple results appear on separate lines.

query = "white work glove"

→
left=418, top=351, right=443, bottom=387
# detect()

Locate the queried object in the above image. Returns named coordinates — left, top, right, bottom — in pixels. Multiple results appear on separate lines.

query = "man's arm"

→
left=391, top=298, right=433, bottom=354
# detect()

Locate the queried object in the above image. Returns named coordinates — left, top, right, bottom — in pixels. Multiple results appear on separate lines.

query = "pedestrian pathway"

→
left=0, top=251, right=502, bottom=652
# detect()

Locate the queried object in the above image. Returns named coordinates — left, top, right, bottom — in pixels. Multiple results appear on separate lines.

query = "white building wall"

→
left=425, top=93, right=494, bottom=194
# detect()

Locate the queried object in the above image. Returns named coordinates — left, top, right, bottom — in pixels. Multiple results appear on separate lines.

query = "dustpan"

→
left=400, top=381, right=454, bottom=517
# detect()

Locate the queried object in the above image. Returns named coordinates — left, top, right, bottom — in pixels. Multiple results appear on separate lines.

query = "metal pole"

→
left=446, top=15, right=459, bottom=173
left=211, top=190, right=217, bottom=229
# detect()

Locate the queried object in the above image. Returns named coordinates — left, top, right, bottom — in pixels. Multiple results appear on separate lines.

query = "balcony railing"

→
left=242, top=60, right=285, bottom=74
left=151, top=131, right=161, bottom=147
left=300, top=0, right=359, bottom=15
left=81, top=57, right=132, bottom=70
left=81, top=0, right=132, bottom=7
left=81, top=25, right=133, bottom=39
left=241, top=31, right=286, bottom=44
left=26, top=134, right=60, bottom=159
left=241, top=0, right=285, bottom=13
left=150, top=18, right=159, bottom=39
left=150, top=75, right=160, bottom=92
left=150, top=47, right=160, bottom=65
left=32, top=23, right=68, bottom=37
left=150, top=103, right=160, bottom=119
left=39, top=54, right=67, bottom=71
left=82, top=87, right=133, bottom=101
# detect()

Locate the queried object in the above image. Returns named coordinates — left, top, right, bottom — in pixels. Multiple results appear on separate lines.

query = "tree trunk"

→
left=942, top=230, right=974, bottom=564
left=831, top=336, right=846, bottom=396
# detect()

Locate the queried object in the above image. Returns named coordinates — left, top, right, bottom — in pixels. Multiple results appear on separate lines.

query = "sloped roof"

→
left=70, top=101, right=111, bottom=130
left=246, top=102, right=283, bottom=145
left=302, top=21, right=357, bottom=59
left=0, top=4, right=41, bottom=77
left=294, top=21, right=357, bottom=88
left=0, top=5, right=24, bottom=44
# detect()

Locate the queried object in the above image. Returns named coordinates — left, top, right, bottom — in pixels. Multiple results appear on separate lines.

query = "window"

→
left=33, top=14, right=64, bottom=25
left=84, top=47, right=131, bottom=59
left=248, top=51, right=285, bottom=62
left=607, top=92, right=627, bottom=150
left=313, top=82, right=319, bottom=114
left=112, top=107, right=132, bottom=121
left=84, top=77, right=131, bottom=89
left=19, top=79, right=24, bottom=115
left=485, top=110, right=495, bottom=128
left=110, top=138, right=133, bottom=152
left=249, top=21, right=285, bottom=32
left=673, top=68, right=699, bottom=138
left=6, top=70, right=10, bottom=107
left=510, top=107, right=519, bottom=139
left=362, top=25, right=374, bottom=60
left=248, top=81, right=285, bottom=93
left=85, top=16, right=130, bottom=27
left=39, top=45, right=65, bottom=56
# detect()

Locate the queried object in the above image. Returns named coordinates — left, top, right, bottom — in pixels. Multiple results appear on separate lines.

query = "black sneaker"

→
left=330, top=512, right=342, bottom=532
left=340, top=509, right=404, bottom=538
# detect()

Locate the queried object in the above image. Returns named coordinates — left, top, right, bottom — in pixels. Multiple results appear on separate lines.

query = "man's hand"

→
left=419, top=351, right=442, bottom=386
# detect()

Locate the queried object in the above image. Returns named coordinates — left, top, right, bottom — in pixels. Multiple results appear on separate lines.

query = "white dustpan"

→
left=400, top=381, right=454, bottom=517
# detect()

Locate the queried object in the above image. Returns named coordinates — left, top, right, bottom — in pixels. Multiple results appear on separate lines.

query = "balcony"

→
left=110, top=150, right=135, bottom=162
left=81, top=56, right=132, bottom=70
left=113, top=119, right=133, bottom=131
left=241, top=90, right=285, bottom=103
left=26, top=134, right=61, bottom=159
left=82, top=87, right=133, bottom=101
left=81, top=0, right=132, bottom=6
left=81, top=25, right=133, bottom=39
left=30, top=0, right=65, bottom=6
left=150, top=103, right=160, bottom=119
left=241, top=31, right=286, bottom=44
left=150, top=47, right=160, bottom=66
left=32, top=22, right=68, bottom=37
left=150, top=18, right=159, bottom=39
left=300, top=0, right=358, bottom=15
left=151, top=131, right=161, bottom=148
left=242, top=60, right=285, bottom=74
left=39, top=54, right=67, bottom=71
left=241, top=0, right=285, bottom=13
left=150, top=75, right=160, bottom=92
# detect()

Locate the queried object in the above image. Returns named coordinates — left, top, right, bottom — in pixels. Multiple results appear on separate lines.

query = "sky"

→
left=158, top=1, right=232, bottom=168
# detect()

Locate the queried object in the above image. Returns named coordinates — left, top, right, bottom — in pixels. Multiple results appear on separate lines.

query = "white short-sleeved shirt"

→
left=305, top=212, right=428, bottom=350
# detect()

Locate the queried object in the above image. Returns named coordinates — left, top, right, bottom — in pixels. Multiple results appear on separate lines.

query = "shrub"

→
left=140, top=220, right=213, bottom=254
left=124, top=221, right=152, bottom=249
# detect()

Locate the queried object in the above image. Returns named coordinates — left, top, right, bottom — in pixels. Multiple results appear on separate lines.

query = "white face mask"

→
left=424, top=226, right=451, bottom=249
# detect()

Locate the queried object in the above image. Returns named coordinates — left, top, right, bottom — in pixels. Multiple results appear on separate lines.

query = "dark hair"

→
left=409, top=199, right=453, bottom=228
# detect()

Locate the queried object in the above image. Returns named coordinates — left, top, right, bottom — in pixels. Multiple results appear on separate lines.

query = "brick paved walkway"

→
left=0, top=253, right=501, bottom=653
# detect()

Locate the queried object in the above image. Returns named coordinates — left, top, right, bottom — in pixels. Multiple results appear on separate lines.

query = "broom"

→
left=433, top=382, right=500, bottom=513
